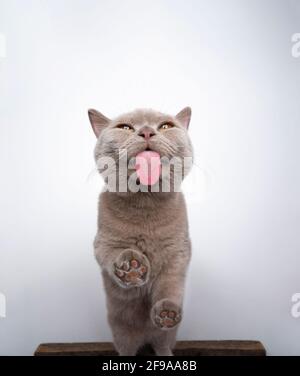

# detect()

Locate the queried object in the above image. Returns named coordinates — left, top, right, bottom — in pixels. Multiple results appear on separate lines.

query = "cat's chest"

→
left=122, top=233, right=181, bottom=273
left=103, top=218, right=182, bottom=256
left=119, top=233, right=175, bottom=255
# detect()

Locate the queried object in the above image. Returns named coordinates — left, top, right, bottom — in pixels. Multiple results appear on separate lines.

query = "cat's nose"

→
left=138, top=127, right=156, bottom=140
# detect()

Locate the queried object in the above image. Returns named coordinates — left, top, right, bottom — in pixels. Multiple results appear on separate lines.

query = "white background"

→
left=0, top=0, right=300, bottom=355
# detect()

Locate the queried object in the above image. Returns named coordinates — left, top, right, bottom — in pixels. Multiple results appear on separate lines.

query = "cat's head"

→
left=88, top=107, right=193, bottom=192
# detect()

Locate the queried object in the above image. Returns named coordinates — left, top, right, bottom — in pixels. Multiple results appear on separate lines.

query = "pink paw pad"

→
left=154, top=308, right=181, bottom=329
left=114, top=257, right=148, bottom=286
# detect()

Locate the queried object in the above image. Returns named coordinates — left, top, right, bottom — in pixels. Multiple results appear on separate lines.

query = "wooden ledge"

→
left=35, top=340, right=266, bottom=356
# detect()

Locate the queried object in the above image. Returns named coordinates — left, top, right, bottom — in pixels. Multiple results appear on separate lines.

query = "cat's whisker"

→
left=86, top=167, right=99, bottom=182
left=157, top=139, right=178, bottom=155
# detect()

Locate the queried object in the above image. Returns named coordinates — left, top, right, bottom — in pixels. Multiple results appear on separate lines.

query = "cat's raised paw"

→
left=151, top=299, right=182, bottom=330
left=113, top=249, right=150, bottom=288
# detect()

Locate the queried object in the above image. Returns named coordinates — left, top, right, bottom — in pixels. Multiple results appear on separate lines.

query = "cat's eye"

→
left=159, top=122, right=175, bottom=131
left=116, top=124, right=134, bottom=131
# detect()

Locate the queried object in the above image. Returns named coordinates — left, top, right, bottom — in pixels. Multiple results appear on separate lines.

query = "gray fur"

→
left=89, top=107, right=193, bottom=356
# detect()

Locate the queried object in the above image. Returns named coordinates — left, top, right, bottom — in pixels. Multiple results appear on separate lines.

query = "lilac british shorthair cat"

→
left=88, top=107, right=193, bottom=356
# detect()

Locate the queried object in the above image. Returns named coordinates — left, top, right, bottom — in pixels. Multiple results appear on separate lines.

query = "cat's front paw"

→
left=113, top=249, right=150, bottom=288
left=151, top=299, right=182, bottom=330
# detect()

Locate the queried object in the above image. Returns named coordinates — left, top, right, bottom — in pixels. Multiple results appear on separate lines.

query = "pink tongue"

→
left=135, top=151, right=161, bottom=186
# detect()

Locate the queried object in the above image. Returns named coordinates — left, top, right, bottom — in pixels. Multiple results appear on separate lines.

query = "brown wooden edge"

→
left=35, top=340, right=266, bottom=356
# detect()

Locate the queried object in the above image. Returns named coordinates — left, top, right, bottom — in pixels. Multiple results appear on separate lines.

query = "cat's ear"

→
left=88, top=109, right=110, bottom=138
left=175, top=107, right=192, bottom=129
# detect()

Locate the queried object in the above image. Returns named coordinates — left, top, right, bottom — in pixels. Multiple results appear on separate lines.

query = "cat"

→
left=88, top=107, right=193, bottom=356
